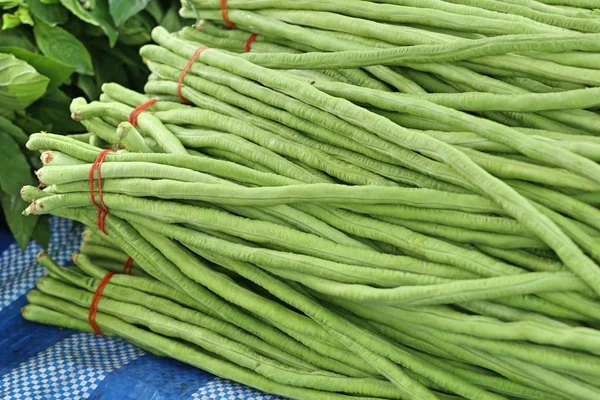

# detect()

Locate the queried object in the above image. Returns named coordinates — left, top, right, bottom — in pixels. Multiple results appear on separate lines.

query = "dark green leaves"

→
left=0, top=115, right=28, bottom=146
left=0, top=190, right=39, bottom=249
left=145, top=0, right=164, bottom=23
left=0, top=135, right=38, bottom=250
left=109, top=0, right=150, bottom=26
left=27, top=0, right=69, bottom=26
left=0, top=53, right=48, bottom=110
left=0, top=46, right=74, bottom=87
left=160, top=1, right=186, bottom=33
left=0, top=0, right=168, bottom=251
left=34, top=21, right=94, bottom=75
left=28, top=89, right=83, bottom=133
left=0, top=26, right=38, bottom=51
left=59, top=0, right=118, bottom=46
left=31, top=215, right=50, bottom=249
left=0, top=134, right=34, bottom=195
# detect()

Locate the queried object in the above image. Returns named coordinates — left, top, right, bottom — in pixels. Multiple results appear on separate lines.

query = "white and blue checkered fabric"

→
left=190, top=378, right=281, bottom=400
left=1, top=334, right=144, bottom=400
left=0, top=217, right=285, bottom=399
left=0, top=217, right=82, bottom=310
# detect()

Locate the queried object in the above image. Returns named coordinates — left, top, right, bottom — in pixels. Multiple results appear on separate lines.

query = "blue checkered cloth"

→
left=0, top=217, right=284, bottom=399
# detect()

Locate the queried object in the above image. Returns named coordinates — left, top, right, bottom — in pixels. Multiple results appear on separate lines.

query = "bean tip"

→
left=41, top=151, right=53, bottom=165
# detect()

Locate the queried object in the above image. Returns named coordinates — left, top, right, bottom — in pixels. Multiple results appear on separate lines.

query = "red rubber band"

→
left=220, top=0, right=237, bottom=29
left=177, top=47, right=208, bottom=104
left=128, top=99, right=158, bottom=127
left=123, top=256, right=134, bottom=274
left=244, top=33, right=257, bottom=53
left=88, top=272, right=116, bottom=335
left=89, top=149, right=112, bottom=234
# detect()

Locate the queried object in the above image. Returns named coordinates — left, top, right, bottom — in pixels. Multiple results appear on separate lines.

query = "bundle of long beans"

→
left=20, top=1, right=600, bottom=399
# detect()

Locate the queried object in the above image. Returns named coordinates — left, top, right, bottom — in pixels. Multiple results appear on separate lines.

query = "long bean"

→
left=37, top=179, right=502, bottom=212
left=190, top=247, right=507, bottom=400
left=24, top=290, right=375, bottom=400
left=151, top=30, right=600, bottom=294
left=37, top=275, right=406, bottom=398
left=71, top=99, right=187, bottom=155
left=184, top=0, right=562, bottom=35
left=57, top=207, right=369, bottom=377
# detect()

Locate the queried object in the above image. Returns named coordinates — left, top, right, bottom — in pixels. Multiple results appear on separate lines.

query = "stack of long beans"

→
left=19, top=0, right=600, bottom=398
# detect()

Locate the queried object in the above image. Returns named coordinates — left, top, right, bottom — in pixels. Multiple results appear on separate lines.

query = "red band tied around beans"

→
left=89, top=149, right=112, bottom=234
left=89, top=271, right=116, bottom=335
left=218, top=1, right=257, bottom=54
left=220, top=0, right=237, bottom=29
left=244, top=33, right=258, bottom=53
left=128, top=99, right=158, bottom=126
left=177, top=47, right=208, bottom=104
left=123, top=256, right=134, bottom=274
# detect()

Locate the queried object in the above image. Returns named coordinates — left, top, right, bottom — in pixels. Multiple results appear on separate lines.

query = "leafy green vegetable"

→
left=145, top=0, right=164, bottom=23
left=0, top=190, right=38, bottom=249
left=34, top=20, right=93, bottom=75
left=109, top=0, right=150, bottom=27
left=2, top=5, right=33, bottom=29
left=27, top=0, right=68, bottom=26
left=28, top=89, right=83, bottom=132
left=0, top=25, right=37, bottom=51
left=117, top=11, right=153, bottom=45
left=0, top=0, right=174, bottom=249
left=59, top=0, right=118, bottom=46
left=0, top=132, right=34, bottom=194
left=160, top=1, right=186, bottom=33
left=13, top=111, right=47, bottom=135
left=31, top=214, right=50, bottom=249
left=0, top=53, right=48, bottom=110
left=77, top=73, right=99, bottom=100
left=0, top=115, right=28, bottom=145
left=0, top=134, right=38, bottom=250
left=0, top=45, right=73, bottom=87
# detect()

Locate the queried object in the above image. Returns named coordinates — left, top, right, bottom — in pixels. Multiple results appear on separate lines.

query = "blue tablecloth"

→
left=0, top=217, right=282, bottom=399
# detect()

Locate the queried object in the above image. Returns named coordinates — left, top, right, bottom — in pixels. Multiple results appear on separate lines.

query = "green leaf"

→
left=77, top=73, right=99, bottom=100
left=26, top=0, right=68, bottom=26
left=0, top=190, right=38, bottom=250
left=2, top=5, right=34, bottom=29
left=0, top=26, right=37, bottom=51
left=59, top=0, right=118, bottom=46
left=0, top=132, right=35, bottom=194
left=0, top=108, right=16, bottom=119
left=13, top=110, right=48, bottom=136
left=34, top=20, right=94, bottom=75
left=32, top=214, right=50, bottom=249
left=2, top=12, right=22, bottom=29
left=0, top=1, right=21, bottom=8
left=117, top=11, right=152, bottom=45
left=17, top=6, right=34, bottom=24
left=0, top=45, right=74, bottom=87
left=160, top=1, right=185, bottom=33
left=144, top=0, right=163, bottom=23
left=108, top=0, right=149, bottom=26
left=0, top=133, right=38, bottom=249
left=90, top=46, right=129, bottom=88
left=87, top=37, right=140, bottom=68
left=0, top=53, right=48, bottom=110
left=0, top=114, right=28, bottom=146
left=28, top=89, right=83, bottom=132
